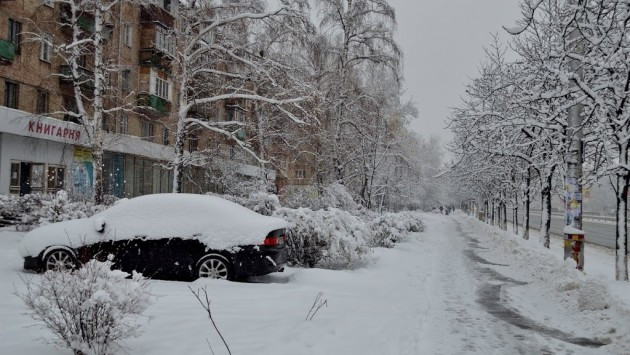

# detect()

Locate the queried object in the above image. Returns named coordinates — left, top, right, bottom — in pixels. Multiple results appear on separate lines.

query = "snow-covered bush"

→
left=367, top=211, right=425, bottom=248
left=0, top=193, right=113, bottom=230
left=20, top=259, right=152, bottom=355
left=213, top=192, right=281, bottom=216
left=283, top=183, right=359, bottom=211
left=273, top=207, right=370, bottom=269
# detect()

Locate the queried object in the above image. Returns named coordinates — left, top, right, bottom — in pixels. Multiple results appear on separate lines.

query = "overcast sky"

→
left=386, top=0, right=522, bottom=145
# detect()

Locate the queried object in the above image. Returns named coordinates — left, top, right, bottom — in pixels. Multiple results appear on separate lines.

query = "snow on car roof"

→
left=19, top=194, right=288, bottom=257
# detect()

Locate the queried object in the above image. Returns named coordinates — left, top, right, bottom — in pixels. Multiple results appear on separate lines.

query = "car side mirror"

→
left=93, top=217, right=106, bottom=233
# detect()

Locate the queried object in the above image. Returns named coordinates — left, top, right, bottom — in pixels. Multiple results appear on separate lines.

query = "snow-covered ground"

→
left=1, top=213, right=629, bottom=354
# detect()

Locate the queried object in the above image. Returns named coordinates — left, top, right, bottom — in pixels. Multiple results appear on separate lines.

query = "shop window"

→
left=4, top=81, right=19, bottom=109
left=36, top=90, right=49, bottom=114
left=47, top=166, right=65, bottom=192
left=124, top=155, right=134, bottom=197
left=30, top=164, right=45, bottom=193
left=9, top=163, right=20, bottom=195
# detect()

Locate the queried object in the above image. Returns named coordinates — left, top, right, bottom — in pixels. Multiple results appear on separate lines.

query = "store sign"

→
left=27, top=120, right=81, bottom=141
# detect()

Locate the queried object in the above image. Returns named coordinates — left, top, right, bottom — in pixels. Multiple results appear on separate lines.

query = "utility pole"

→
left=564, top=2, right=585, bottom=270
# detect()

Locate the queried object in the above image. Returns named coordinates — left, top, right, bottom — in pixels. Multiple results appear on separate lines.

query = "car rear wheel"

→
left=44, top=249, right=77, bottom=272
left=197, top=254, right=233, bottom=280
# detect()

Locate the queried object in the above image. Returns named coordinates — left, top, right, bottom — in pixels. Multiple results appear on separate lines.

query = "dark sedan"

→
left=19, top=194, right=289, bottom=281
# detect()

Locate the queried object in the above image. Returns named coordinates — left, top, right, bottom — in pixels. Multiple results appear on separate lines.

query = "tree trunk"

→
left=523, top=169, right=531, bottom=240
left=540, top=174, right=553, bottom=249
left=616, top=173, right=629, bottom=281
left=491, top=200, right=495, bottom=226
left=504, top=203, right=507, bottom=231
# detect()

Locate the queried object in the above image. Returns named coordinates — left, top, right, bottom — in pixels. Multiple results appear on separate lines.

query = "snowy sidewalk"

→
left=2, top=214, right=629, bottom=354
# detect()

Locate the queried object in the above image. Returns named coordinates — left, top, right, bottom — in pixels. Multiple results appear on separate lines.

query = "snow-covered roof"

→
left=19, top=194, right=287, bottom=257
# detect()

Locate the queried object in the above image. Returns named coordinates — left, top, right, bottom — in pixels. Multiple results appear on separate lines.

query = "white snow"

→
left=19, top=194, right=288, bottom=257
left=3, top=213, right=630, bottom=354
left=563, top=225, right=586, bottom=235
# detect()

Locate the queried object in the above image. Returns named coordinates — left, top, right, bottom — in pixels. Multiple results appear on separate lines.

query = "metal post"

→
left=564, top=7, right=585, bottom=270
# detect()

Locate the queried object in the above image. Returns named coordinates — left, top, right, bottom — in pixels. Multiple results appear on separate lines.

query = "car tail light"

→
left=263, top=233, right=286, bottom=246
left=264, top=236, right=279, bottom=246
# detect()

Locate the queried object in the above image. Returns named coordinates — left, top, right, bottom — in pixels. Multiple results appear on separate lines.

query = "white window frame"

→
left=154, top=76, right=170, bottom=100
left=123, top=23, right=132, bottom=47
left=39, top=35, right=52, bottom=63
left=119, top=114, right=128, bottom=134
left=155, top=26, right=173, bottom=55
left=296, top=169, right=305, bottom=180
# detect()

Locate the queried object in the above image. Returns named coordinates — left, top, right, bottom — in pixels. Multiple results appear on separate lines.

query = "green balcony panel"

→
left=0, top=39, right=16, bottom=64
left=138, top=94, right=168, bottom=114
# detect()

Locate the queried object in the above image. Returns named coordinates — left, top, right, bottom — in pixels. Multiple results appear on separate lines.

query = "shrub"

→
left=214, top=192, right=280, bottom=216
left=19, top=259, right=152, bottom=355
left=0, top=192, right=113, bottom=231
left=273, top=207, right=370, bottom=269
left=368, top=211, right=425, bottom=248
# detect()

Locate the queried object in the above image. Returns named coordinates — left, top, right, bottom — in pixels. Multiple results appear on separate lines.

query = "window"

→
left=163, top=0, right=171, bottom=12
left=76, top=54, right=87, bottom=68
left=30, top=164, right=45, bottom=192
left=155, top=27, right=173, bottom=54
left=162, top=126, right=169, bottom=145
left=141, top=120, right=154, bottom=141
left=119, top=114, right=128, bottom=134
left=4, top=81, right=19, bottom=109
left=188, top=137, right=198, bottom=152
left=122, top=69, right=131, bottom=91
left=225, top=105, right=235, bottom=121
left=296, top=169, right=305, bottom=180
left=42, top=0, right=54, bottom=8
left=8, top=19, right=22, bottom=53
left=154, top=77, right=170, bottom=100
left=36, top=90, right=49, bottom=114
left=9, top=163, right=20, bottom=195
left=123, top=24, right=132, bottom=47
left=47, top=166, right=65, bottom=192
left=39, top=35, right=52, bottom=62
left=62, top=96, right=80, bottom=123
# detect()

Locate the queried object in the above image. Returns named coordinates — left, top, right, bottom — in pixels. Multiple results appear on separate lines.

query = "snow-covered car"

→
left=19, top=194, right=289, bottom=281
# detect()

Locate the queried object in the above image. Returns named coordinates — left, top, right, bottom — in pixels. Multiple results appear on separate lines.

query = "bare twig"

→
left=189, top=286, right=231, bottom=355
left=306, top=292, right=328, bottom=321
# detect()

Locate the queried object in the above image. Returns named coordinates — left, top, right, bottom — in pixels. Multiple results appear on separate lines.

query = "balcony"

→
left=59, top=4, right=97, bottom=35
left=58, top=65, right=95, bottom=89
left=139, top=49, right=171, bottom=73
left=0, top=39, right=16, bottom=65
left=137, top=93, right=170, bottom=115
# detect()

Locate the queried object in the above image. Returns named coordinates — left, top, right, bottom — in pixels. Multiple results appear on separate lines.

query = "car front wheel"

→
left=196, top=254, right=233, bottom=280
left=44, top=249, right=77, bottom=272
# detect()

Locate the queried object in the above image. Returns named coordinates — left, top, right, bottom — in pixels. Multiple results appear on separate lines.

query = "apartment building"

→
left=0, top=0, right=276, bottom=199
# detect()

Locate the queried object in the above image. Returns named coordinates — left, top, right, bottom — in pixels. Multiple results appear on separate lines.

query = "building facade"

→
left=0, top=0, right=278, bottom=199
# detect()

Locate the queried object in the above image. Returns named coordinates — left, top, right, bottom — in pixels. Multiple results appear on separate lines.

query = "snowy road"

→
left=1, top=214, right=628, bottom=354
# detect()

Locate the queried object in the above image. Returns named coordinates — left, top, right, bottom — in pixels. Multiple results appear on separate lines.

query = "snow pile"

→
left=368, top=211, right=425, bottom=247
left=460, top=213, right=630, bottom=352
left=19, top=259, right=152, bottom=355
left=273, top=207, right=370, bottom=269
left=577, top=278, right=611, bottom=311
